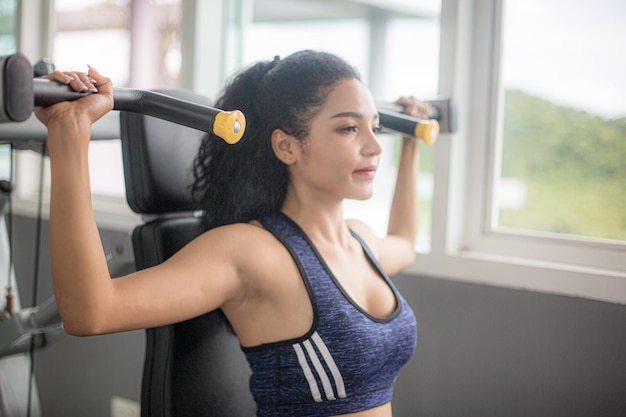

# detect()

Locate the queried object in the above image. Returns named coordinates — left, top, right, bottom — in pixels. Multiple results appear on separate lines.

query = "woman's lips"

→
left=354, top=165, right=377, bottom=177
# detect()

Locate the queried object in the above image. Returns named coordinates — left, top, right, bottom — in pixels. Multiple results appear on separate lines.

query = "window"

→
left=497, top=0, right=626, bottom=243
left=417, top=0, right=626, bottom=304
left=53, top=0, right=131, bottom=88
left=0, top=0, right=17, bottom=181
left=10, top=1, right=185, bottom=229
left=51, top=0, right=183, bottom=202
left=53, top=0, right=182, bottom=89
left=0, top=0, right=16, bottom=55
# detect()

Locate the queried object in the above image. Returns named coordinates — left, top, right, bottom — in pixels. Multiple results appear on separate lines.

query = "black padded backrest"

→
left=132, top=218, right=255, bottom=417
left=119, top=90, right=256, bottom=417
left=120, top=89, right=207, bottom=214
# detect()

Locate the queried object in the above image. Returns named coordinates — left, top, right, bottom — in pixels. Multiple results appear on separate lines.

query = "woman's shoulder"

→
left=192, top=221, right=286, bottom=265
left=194, top=220, right=300, bottom=294
left=195, top=221, right=275, bottom=246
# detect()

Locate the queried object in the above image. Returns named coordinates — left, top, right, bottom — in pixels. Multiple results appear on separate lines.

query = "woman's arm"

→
left=35, top=67, right=118, bottom=335
left=34, top=69, right=245, bottom=336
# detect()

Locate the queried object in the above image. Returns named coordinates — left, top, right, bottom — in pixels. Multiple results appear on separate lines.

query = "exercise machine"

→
left=0, top=52, right=457, bottom=416
left=1, top=53, right=455, bottom=146
left=1, top=53, right=246, bottom=145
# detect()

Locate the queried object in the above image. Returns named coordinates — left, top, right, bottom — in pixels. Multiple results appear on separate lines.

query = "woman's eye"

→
left=372, top=126, right=381, bottom=134
left=339, top=125, right=358, bottom=133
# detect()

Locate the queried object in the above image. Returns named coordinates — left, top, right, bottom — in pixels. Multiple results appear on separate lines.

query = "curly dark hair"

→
left=191, top=50, right=361, bottom=230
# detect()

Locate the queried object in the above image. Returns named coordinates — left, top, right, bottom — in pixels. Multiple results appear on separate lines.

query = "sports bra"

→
left=242, top=212, right=417, bottom=417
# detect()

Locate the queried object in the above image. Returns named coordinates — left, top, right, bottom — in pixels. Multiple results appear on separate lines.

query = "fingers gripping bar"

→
left=377, top=98, right=457, bottom=145
left=1, top=53, right=245, bottom=144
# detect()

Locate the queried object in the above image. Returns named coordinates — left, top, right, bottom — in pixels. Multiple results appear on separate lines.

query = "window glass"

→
left=244, top=19, right=369, bottom=76
left=0, top=0, right=16, bottom=55
left=497, top=0, right=626, bottom=242
left=54, top=0, right=131, bottom=86
left=52, top=0, right=183, bottom=198
left=0, top=145, right=9, bottom=180
left=0, top=0, right=17, bottom=181
left=243, top=1, right=441, bottom=251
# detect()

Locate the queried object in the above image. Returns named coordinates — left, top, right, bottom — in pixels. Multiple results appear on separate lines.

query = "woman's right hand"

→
left=34, top=66, right=113, bottom=143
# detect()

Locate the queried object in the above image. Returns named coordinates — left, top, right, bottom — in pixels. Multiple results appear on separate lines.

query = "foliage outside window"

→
left=497, top=0, right=626, bottom=243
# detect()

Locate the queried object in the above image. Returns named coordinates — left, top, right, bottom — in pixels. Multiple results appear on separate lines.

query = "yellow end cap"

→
left=213, top=110, right=246, bottom=144
left=415, top=119, right=440, bottom=144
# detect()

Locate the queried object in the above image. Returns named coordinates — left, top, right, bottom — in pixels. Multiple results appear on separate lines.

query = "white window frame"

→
left=411, top=0, right=626, bottom=304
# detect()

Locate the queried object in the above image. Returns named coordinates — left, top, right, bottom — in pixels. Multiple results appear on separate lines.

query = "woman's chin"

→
left=348, top=190, right=374, bottom=201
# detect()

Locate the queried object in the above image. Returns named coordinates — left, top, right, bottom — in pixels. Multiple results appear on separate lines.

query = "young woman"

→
left=35, top=50, right=427, bottom=417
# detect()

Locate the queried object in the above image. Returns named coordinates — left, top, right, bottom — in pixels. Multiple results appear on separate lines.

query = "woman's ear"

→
left=271, top=128, right=298, bottom=165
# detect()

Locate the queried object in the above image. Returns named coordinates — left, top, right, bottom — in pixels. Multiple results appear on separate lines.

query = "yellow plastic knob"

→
left=415, top=119, right=440, bottom=144
left=213, top=110, right=246, bottom=144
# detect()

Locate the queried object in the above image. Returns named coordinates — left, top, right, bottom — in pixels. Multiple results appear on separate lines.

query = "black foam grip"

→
left=379, top=111, right=423, bottom=137
left=1, top=53, right=34, bottom=123
left=33, top=80, right=220, bottom=135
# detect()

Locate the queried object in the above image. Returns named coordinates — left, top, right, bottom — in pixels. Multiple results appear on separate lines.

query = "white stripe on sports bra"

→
left=293, top=343, right=322, bottom=402
left=312, top=331, right=347, bottom=399
left=293, top=331, right=347, bottom=402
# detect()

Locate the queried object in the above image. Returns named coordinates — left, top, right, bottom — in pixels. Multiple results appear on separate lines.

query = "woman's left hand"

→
left=395, top=96, right=430, bottom=119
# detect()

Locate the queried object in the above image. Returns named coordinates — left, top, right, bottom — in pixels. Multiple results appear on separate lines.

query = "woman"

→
left=35, top=50, right=427, bottom=417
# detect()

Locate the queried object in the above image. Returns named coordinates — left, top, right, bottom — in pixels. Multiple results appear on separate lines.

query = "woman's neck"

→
left=281, top=193, right=352, bottom=248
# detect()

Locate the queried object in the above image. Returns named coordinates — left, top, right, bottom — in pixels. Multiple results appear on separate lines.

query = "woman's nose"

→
left=363, top=128, right=383, bottom=156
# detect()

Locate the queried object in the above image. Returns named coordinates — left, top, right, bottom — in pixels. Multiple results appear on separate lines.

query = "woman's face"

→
left=291, top=78, right=382, bottom=202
